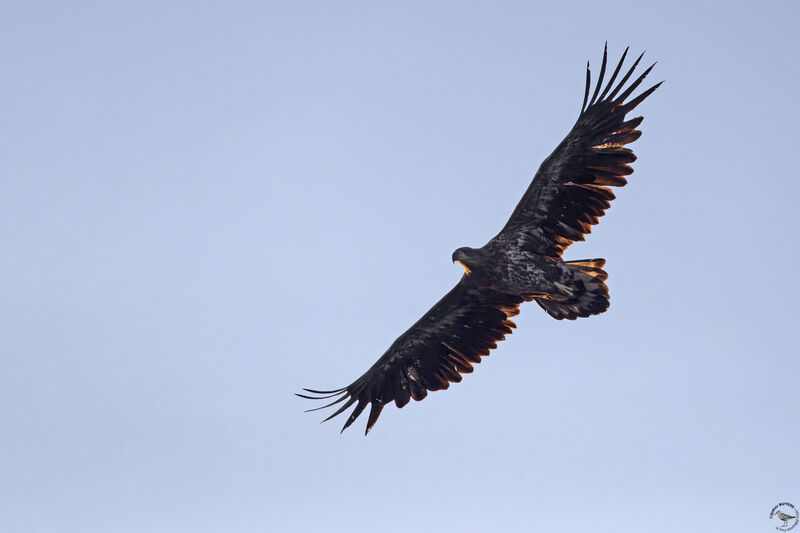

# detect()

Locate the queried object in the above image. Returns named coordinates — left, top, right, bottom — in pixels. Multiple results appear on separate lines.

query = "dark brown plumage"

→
left=299, top=45, right=661, bottom=434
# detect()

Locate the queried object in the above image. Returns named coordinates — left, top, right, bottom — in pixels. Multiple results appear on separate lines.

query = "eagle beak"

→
left=456, top=260, right=471, bottom=275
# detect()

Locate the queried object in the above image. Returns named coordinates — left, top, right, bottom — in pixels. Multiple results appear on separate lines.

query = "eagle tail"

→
left=537, top=258, right=610, bottom=320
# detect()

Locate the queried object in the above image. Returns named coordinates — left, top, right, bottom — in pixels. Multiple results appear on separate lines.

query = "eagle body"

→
left=453, top=244, right=609, bottom=316
left=299, top=45, right=662, bottom=434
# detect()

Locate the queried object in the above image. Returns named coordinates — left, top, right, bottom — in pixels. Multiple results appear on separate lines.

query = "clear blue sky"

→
left=2, top=2, right=799, bottom=532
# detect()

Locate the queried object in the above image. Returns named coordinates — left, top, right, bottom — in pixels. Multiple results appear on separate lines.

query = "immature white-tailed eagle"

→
left=299, top=45, right=661, bottom=434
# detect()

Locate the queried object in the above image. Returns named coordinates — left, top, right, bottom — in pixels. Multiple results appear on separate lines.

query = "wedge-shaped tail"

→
left=536, top=259, right=609, bottom=320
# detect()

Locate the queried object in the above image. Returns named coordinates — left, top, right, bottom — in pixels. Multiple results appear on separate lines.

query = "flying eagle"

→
left=299, top=45, right=661, bottom=434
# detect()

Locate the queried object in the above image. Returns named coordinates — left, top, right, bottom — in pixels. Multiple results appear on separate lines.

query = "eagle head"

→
left=452, top=247, right=483, bottom=275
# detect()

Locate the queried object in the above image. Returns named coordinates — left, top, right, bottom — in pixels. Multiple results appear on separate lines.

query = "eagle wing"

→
left=496, top=45, right=661, bottom=258
left=298, top=278, right=524, bottom=434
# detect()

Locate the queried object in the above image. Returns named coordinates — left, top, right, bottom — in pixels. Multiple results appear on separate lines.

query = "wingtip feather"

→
left=589, top=43, right=608, bottom=106
left=581, top=61, right=591, bottom=112
left=607, top=51, right=644, bottom=101
left=598, top=46, right=629, bottom=102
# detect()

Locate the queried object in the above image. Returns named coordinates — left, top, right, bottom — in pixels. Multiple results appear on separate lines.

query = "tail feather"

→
left=537, top=258, right=610, bottom=320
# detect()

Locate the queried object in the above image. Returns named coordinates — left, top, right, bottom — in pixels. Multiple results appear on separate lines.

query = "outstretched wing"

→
left=298, top=279, right=524, bottom=434
left=497, top=45, right=662, bottom=258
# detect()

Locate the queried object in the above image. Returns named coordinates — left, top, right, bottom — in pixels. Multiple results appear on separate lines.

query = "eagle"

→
left=298, top=45, right=661, bottom=434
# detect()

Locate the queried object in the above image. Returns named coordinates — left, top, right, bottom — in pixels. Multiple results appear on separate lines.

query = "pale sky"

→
left=2, top=1, right=799, bottom=532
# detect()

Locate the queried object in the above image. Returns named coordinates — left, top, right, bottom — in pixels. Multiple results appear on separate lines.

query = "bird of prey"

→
left=299, top=45, right=661, bottom=434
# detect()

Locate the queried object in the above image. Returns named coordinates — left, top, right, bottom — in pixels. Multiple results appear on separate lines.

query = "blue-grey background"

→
left=2, top=2, right=798, bottom=532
